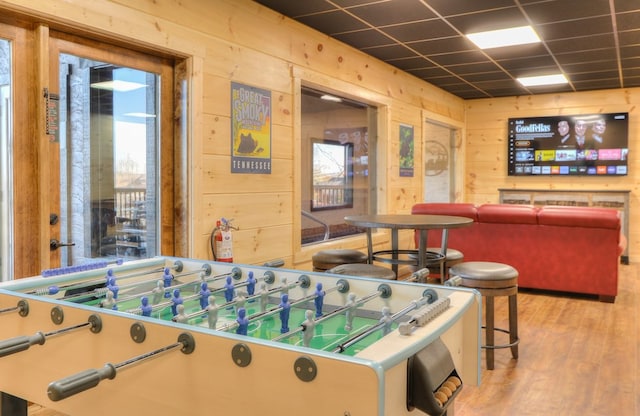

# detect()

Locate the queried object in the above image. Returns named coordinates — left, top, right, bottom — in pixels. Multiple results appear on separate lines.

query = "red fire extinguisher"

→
left=212, top=218, right=236, bottom=263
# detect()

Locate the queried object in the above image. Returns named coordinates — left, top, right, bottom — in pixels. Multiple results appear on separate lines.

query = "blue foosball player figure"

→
left=224, top=276, right=235, bottom=302
left=198, top=282, right=211, bottom=309
left=106, top=276, right=119, bottom=299
left=279, top=293, right=291, bottom=333
left=171, top=289, right=183, bottom=316
left=140, top=296, right=153, bottom=317
left=236, top=307, right=249, bottom=335
left=314, top=282, right=325, bottom=318
left=163, top=267, right=173, bottom=298
left=246, top=271, right=257, bottom=296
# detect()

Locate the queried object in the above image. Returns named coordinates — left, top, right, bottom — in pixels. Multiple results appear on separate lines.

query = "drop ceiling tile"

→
left=349, top=0, right=436, bottom=26
left=425, top=0, right=516, bottom=17
left=537, top=16, right=614, bottom=41
left=523, top=0, right=610, bottom=24
left=573, top=79, right=623, bottom=90
left=253, top=0, right=336, bottom=17
left=333, top=0, right=389, bottom=7
left=568, top=70, right=620, bottom=81
left=616, top=11, right=640, bottom=31
left=618, top=29, right=640, bottom=46
left=498, top=55, right=559, bottom=71
left=620, top=44, right=640, bottom=59
left=446, top=7, right=527, bottom=34
left=563, top=60, right=619, bottom=74
left=622, top=75, right=640, bottom=87
left=547, top=34, right=615, bottom=54
left=461, top=72, right=513, bottom=82
left=333, top=29, right=396, bottom=48
left=297, top=10, right=368, bottom=34
left=427, top=76, right=468, bottom=87
left=380, top=19, right=457, bottom=42
left=363, top=44, right=420, bottom=60
left=622, top=56, right=640, bottom=69
left=410, top=36, right=476, bottom=56
left=614, top=0, right=640, bottom=13
left=446, top=61, right=506, bottom=75
left=405, top=66, right=452, bottom=78
left=427, top=50, right=489, bottom=66
left=555, top=49, right=618, bottom=65
left=623, top=67, right=640, bottom=77
left=511, top=66, right=565, bottom=78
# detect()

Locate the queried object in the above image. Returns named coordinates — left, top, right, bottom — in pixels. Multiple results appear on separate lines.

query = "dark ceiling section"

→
left=253, top=0, right=640, bottom=99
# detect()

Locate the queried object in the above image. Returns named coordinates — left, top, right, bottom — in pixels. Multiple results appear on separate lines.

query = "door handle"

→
left=50, top=239, right=75, bottom=251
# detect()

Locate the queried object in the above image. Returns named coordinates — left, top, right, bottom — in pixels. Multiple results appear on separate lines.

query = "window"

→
left=311, top=139, right=353, bottom=210
left=301, top=87, right=376, bottom=245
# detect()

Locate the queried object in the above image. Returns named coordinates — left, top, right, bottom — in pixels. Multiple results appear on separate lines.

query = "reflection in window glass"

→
left=0, top=39, right=12, bottom=280
left=311, top=140, right=353, bottom=210
left=301, top=87, right=375, bottom=245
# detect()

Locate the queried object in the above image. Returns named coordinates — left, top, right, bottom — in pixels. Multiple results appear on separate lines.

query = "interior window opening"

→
left=301, top=86, right=376, bottom=245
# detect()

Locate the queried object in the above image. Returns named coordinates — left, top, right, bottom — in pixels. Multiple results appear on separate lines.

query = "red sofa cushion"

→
left=538, top=206, right=620, bottom=229
left=411, top=203, right=478, bottom=220
left=477, top=204, right=539, bottom=224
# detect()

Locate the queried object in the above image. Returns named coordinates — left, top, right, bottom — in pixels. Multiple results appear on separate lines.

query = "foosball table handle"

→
left=0, top=332, right=45, bottom=358
left=47, top=364, right=116, bottom=402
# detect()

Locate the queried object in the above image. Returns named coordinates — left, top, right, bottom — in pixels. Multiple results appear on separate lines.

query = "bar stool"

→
left=449, top=261, right=519, bottom=370
left=408, top=248, right=464, bottom=283
left=312, top=249, right=367, bottom=272
left=326, top=263, right=396, bottom=280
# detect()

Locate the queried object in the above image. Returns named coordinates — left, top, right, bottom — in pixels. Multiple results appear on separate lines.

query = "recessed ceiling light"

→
left=466, top=26, right=540, bottom=49
left=517, top=74, right=568, bottom=87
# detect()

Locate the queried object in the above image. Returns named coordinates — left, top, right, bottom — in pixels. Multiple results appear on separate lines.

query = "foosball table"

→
left=0, top=257, right=480, bottom=415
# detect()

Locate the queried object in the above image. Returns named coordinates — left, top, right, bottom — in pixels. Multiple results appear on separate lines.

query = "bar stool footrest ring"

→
left=481, top=326, right=520, bottom=350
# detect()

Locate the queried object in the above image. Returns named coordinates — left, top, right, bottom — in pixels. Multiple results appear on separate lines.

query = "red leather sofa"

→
left=412, top=203, right=625, bottom=302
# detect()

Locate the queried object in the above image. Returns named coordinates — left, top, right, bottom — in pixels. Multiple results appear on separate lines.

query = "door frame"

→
left=44, top=30, right=178, bottom=269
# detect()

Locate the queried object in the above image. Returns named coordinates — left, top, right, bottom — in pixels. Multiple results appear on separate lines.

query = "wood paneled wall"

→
left=0, top=0, right=466, bottom=272
left=465, top=90, right=639, bottom=260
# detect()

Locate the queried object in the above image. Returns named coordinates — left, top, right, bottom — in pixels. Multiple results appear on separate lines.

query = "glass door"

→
left=49, top=36, right=173, bottom=268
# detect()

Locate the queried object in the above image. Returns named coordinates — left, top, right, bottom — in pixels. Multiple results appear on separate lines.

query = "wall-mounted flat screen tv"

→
left=508, top=112, right=629, bottom=176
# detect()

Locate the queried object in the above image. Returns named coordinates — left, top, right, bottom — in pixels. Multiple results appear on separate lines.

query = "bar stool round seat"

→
left=326, top=263, right=396, bottom=280
left=312, top=249, right=368, bottom=272
left=449, top=261, right=519, bottom=370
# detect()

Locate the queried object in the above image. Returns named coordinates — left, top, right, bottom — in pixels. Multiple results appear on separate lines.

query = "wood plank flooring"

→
left=29, top=264, right=639, bottom=415
left=455, top=262, right=639, bottom=416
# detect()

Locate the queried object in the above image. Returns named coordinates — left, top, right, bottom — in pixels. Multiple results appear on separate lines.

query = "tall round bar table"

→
left=344, top=214, right=473, bottom=279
